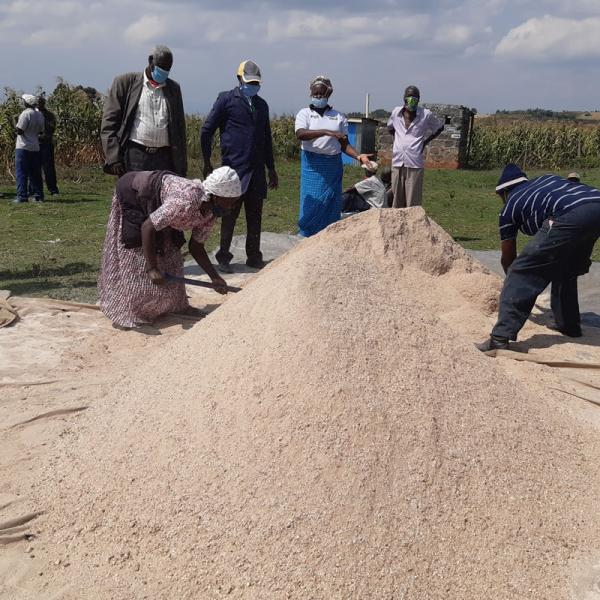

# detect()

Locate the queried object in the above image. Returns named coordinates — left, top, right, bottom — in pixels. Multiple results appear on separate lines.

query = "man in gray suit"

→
left=101, top=45, right=187, bottom=177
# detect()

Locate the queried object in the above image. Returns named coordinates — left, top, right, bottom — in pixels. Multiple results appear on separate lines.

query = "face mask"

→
left=240, top=83, right=260, bottom=97
left=405, top=96, right=419, bottom=112
left=311, top=97, right=328, bottom=109
left=151, top=66, right=170, bottom=84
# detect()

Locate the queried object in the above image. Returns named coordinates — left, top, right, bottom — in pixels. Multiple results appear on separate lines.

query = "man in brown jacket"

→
left=101, top=45, right=187, bottom=177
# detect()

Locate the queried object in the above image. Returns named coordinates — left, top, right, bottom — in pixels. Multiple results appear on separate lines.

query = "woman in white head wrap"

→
left=99, top=167, right=241, bottom=331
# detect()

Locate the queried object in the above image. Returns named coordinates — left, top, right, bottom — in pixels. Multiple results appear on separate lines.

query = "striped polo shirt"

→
left=499, top=175, right=600, bottom=241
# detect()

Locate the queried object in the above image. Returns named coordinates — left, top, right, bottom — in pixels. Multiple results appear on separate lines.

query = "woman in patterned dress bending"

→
left=98, top=166, right=241, bottom=330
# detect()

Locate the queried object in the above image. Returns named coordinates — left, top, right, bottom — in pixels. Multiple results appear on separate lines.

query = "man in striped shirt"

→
left=478, top=163, right=600, bottom=351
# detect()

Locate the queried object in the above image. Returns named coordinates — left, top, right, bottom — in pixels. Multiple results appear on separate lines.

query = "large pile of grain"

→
left=29, top=209, right=600, bottom=599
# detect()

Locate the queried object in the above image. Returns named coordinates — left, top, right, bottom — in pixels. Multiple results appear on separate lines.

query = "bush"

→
left=0, top=82, right=104, bottom=176
left=0, top=82, right=301, bottom=177
left=469, top=123, right=600, bottom=169
left=50, top=80, right=104, bottom=166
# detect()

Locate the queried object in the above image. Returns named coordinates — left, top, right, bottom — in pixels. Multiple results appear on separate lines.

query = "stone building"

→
left=378, top=104, right=476, bottom=169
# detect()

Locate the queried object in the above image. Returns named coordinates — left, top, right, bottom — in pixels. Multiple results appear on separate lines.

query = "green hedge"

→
left=6, top=81, right=599, bottom=173
left=469, top=124, right=600, bottom=169
left=1, top=84, right=299, bottom=175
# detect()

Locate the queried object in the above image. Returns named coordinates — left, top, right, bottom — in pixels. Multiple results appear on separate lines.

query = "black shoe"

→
left=217, top=263, right=233, bottom=274
left=476, top=335, right=510, bottom=352
left=246, top=258, right=266, bottom=269
left=550, top=324, right=582, bottom=338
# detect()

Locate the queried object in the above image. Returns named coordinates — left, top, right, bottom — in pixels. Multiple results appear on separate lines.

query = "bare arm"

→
left=423, top=126, right=444, bottom=148
left=340, top=138, right=372, bottom=165
left=189, top=237, right=227, bottom=294
left=141, top=218, right=164, bottom=285
left=500, top=238, right=517, bottom=274
left=295, top=128, right=343, bottom=141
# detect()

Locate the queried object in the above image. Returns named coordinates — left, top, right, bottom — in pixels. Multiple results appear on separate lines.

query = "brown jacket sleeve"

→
left=164, top=79, right=187, bottom=177
left=101, top=72, right=140, bottom=173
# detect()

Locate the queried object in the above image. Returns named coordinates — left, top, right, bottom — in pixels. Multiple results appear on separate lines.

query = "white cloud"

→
left=124, top=15, right=167, bottom=45
left=495, top=15, right=600, bottom=60
left=24, top=21, right=107, bottom=47
left=266, top=11, right=430, bottom=47
left=542, top=0, right=600, bottom=16
left=433, top=24, right=472, bottom=46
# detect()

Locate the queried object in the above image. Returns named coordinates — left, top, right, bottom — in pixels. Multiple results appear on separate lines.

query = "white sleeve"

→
left=294, top=108, right=309, bottom=132
left=340, top=114, right=349, bottom=136
left=16, top=111, right=30, bottom=130
left=386, top=108, right=397, bottom=129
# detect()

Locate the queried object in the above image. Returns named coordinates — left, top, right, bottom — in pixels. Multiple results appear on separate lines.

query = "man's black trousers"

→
left=216, top=175, right=265, bottom=266
left=492, top=201, right=600, bottom=340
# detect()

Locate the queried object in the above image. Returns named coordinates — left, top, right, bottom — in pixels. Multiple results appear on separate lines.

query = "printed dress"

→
left=98, top=175, right=215, bottom=327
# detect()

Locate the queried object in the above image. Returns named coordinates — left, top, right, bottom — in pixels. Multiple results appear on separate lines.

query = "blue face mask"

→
left=240, top=83, right=260, bottom=97
left=151, top=66, right=170, bottom=84
left=311, top=97, right=328, bottom=109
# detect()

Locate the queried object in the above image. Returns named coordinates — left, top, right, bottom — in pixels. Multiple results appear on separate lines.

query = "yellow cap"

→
left=237, top=60, right=262, bottom=83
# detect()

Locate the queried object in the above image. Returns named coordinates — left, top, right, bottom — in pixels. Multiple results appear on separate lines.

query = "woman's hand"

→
left=147, top=268, right=165, bottom=286
left=358, top=154, right=374, bottom=165
left=328, top=131, right=347, bottom=140
left=211, top=275, right=228, bottom=295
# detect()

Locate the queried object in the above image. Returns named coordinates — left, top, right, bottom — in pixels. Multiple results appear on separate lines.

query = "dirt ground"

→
left=1, top=213, right=600, bottom=599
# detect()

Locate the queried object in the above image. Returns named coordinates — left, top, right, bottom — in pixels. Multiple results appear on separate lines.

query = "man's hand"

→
left=358, top=153, right=374, bottom=165
left=500, top=238, right=517, bottom=274
left=108, top=162, right=125, bottom=177
left=147, top=267, right=165, bottom=286
left=203, top=162, right=214, bottom=179
left=211, top=275, right=228, bottom=295
left=268, top=169, right=279, bottom=190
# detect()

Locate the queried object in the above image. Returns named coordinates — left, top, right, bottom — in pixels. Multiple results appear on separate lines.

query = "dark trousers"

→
left=342, top=189, right=370, bottom=212
left=216, top=178, right=265, bottom=265
left=15, top=149, right=43, bottom=201
left=40, top=142, right=59, bottom=194
left=492, top=202, right=600, bottom=340
left=124, top=142, right=173, bottom=172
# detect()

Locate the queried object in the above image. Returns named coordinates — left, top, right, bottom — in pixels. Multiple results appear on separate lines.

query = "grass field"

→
left=1, top=160, right=599, bottom=302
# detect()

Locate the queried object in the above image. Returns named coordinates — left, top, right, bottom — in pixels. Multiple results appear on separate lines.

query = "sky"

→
left=1, top=0, right=600, bottom=116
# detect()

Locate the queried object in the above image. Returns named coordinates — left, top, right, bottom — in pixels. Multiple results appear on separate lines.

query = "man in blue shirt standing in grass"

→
left=478, top=163, right=600, bottom=351
left=201, top=60, right=278, bottom=272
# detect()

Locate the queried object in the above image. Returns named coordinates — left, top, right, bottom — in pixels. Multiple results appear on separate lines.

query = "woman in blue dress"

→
left=294, top=76, right=372, bottom=237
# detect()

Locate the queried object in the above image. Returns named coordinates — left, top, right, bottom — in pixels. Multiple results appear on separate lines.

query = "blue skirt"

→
left=298, top=150, right=343, bottom=237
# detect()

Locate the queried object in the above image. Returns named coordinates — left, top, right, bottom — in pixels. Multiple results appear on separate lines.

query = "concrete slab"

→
left=184, top=232, right=301, bottom=278
left=468, top=250, right=600, bottom=324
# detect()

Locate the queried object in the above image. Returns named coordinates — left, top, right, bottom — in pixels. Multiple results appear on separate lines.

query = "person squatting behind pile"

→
left=342, top=161, right=392, bottom=213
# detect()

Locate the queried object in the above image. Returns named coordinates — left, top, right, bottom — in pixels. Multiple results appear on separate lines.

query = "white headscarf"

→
left=203, top=166, right=241, bottom=198
left=21, top=94, right=38, bottom=107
